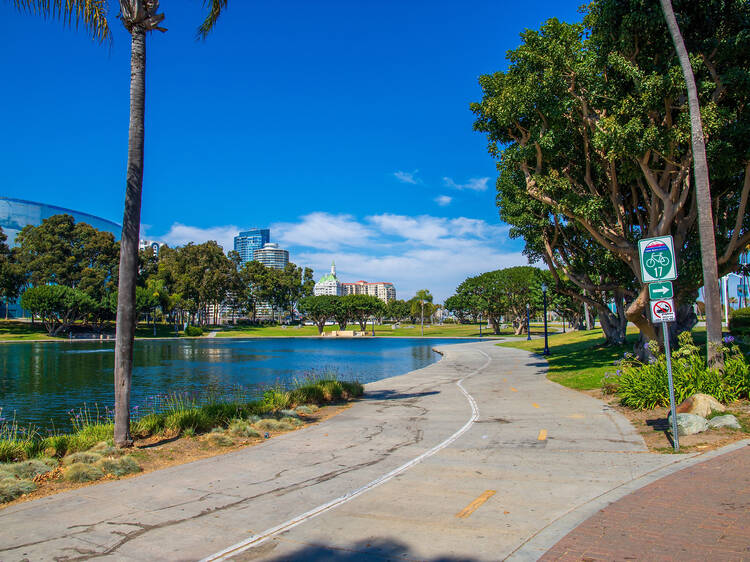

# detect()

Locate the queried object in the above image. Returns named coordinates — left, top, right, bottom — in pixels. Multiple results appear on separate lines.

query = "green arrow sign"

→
left=648, top=281, right=673, bottom=299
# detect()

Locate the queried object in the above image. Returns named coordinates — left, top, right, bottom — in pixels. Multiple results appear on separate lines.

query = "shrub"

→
left=294, top=405, right=315, bottom=415
left=254, top=418, right=295, bottom=432
left=184, top=326, right=204, bottom=337
left=164, top=410, right=211, bottom=434
left=1, top=458, right=56, bottom=479
left=63, top=452, right=103, bottom=466
left=0, top=478, right=36, bottom=503
left=206, top=432, right=234, bottom=447
left=729, top=307, right=750, bottom=335
left=63, top=462, right=104, bottom=483
left=95, top=456, right=140, bottom=477
left=227, top=420, right=260, bottom=438
left=289, top=385, right=325, bottom=405
left=67, top=423, right=114, bottom=453
left=262, top=389, right=291, bottom=411
left=615, top=332, right=750, bottom=409
left=42, top=435, right=70, bottom=458
left=132, top=413, right=165, bottom=437
left=89, top=441, right=118, bottom=456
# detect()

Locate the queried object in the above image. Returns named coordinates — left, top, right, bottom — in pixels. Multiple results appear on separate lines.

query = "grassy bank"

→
left=499, top=328, right=642, bottom=390
left=1, top=320, right=551, bottom=341
left=498, top=326, right=721, bottom=390
left=215, top=323, right=550, bottom=338
left=0, top=377, right=363, bottom=503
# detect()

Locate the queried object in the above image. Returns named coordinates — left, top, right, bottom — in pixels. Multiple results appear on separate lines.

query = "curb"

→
left=507, top=438, right=750, bottom=561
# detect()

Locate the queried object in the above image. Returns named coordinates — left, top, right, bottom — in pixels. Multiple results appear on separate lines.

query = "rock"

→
left=707, top=414, right=742, bottom=430
left=668, top=413, right=709, bottom=436
left=675, top=394, right=726, bottom=418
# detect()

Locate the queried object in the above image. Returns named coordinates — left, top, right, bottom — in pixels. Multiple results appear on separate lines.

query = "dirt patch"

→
left=0, top=403, right=352, bottom=510
left=586, top=389, right=750, bottom=453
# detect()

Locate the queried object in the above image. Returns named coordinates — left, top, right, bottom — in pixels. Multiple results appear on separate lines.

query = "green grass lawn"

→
left=215, top=323, right=551, bottom=338
left=0, top=320, right=57, bottom=341
left=499, top=328, right=642, bottom=390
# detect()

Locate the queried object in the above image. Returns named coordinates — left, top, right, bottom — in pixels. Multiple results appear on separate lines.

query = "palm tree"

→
left=7, top=1, right=111, bottom=41
left=114, top=0, right=229, bottom=447
left=10, top=0, right=230, bottom=447
left=413, top=289, right=433, bottom=337
left=659, top=0, right=723, bottom=368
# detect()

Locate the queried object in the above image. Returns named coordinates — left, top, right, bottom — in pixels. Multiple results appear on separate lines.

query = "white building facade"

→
left=313, top=263, right=343, bottom=296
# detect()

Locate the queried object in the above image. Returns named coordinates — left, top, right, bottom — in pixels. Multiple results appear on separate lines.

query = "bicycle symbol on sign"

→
left=643, top=241, right=673, bottom=280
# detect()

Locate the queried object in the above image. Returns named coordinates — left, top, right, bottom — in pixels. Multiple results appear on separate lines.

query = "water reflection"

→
left=0, top=338, right=471, bottom=432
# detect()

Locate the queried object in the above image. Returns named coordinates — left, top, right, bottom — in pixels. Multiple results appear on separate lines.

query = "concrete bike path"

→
left=0, top=341, right=682, bottom=561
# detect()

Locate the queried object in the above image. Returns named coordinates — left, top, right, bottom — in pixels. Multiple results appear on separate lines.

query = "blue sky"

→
left=1, top=0, right=584, bottom=301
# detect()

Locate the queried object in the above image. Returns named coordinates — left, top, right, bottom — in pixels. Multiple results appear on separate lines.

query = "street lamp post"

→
left=478, top=313, right=482, bottom=337
left=541, top=283, right=550, bottom=355
left=371, top=315, right=375, bottom=337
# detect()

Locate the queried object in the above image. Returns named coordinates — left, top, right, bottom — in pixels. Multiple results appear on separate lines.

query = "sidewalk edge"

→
left=507, top=438, right=750, bottom=561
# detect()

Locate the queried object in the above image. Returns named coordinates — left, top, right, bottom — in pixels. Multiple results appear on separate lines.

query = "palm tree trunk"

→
left=113, top=26, right=146, bottom=448
left=660, top=0, right=723, bottom=368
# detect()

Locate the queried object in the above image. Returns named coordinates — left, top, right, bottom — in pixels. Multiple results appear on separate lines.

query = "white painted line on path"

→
left=201, top=349, right=491, bottom=561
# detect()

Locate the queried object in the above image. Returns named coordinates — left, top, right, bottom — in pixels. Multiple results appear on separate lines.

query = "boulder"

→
left=675, top=394, right=726, bottom=418
left=668, top=413, right=709, bottom=436
left=707, top=414, right=742, bottom=430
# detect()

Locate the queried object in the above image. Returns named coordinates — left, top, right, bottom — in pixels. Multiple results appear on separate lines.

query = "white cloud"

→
left=158, top=223, right=241, bottom=252
left=272, top=212, right=375, bottom=251
left=393, top=170, right=420, bottom=184
left=153, top=212, right=525, bottom=302
left=435, top=195, right=452, bottom=206
left=442, top=176, right=491, bottom=191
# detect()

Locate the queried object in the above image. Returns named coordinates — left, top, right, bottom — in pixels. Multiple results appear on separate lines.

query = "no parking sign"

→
left=650, top=298, right=676, bottom=323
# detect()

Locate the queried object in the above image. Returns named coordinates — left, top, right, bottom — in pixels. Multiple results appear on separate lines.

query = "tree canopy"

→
left=471, top=0, right=750, bottom=346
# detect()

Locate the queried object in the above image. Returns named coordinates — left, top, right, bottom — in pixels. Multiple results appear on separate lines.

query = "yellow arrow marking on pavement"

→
left=568, top=413, right=585, bottom=419
left=456, top=490, right=496, bottom=519
left=503, top=378, right=507, bottom=382
left=510, top=387, right=517, bottom=392
left=532, top=403, right=540, bottom=408
left=537, top=429, right=547, bottom=441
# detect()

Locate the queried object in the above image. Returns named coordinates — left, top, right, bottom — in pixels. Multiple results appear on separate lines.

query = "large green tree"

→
left=346, top=294, right=382, bottom=331
left=298, top=295, right=338, bottom=335
left=472, top=2, right=750, bottom=356
left=0, top=228, right=24, bottom=319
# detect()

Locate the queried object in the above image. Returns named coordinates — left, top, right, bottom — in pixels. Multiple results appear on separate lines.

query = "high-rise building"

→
left=234, top=228, right=270, bottom=264
left=254, top=243, right=289, bottom=270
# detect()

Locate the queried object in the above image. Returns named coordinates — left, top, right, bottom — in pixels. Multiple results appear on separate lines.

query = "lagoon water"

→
left=0, top=337, right=471, bottom=432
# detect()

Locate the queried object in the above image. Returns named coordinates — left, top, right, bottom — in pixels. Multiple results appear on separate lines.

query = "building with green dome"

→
left=313, top=262, right=343, bottom=296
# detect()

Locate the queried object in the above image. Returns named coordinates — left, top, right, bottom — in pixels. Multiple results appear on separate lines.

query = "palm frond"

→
left=197, top=0, right=227, bottom=40
left=11, top=0, right=112, bottom=43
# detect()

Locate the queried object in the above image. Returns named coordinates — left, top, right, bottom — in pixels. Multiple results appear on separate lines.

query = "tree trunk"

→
left=596, top=294, right=627, bottom=346
left=113, top=26, right=146, bottom=449
left=660, top=0, right=723, bottom=369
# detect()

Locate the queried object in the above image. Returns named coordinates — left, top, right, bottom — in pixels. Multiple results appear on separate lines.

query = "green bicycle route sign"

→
left=638, top=235, right=677, bottom=283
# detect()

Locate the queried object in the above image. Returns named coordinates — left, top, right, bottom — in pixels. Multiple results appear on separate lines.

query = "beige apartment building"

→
left=341, top=280, right=396, bottom=303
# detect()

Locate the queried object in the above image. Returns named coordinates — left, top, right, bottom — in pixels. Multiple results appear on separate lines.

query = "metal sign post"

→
left=640, top=235, right=680, bottom=452
left=662, top=326, right=679, bottom=452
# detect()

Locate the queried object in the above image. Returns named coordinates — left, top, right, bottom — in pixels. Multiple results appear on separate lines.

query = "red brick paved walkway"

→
left=541, top=444, right=750, bottom=561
